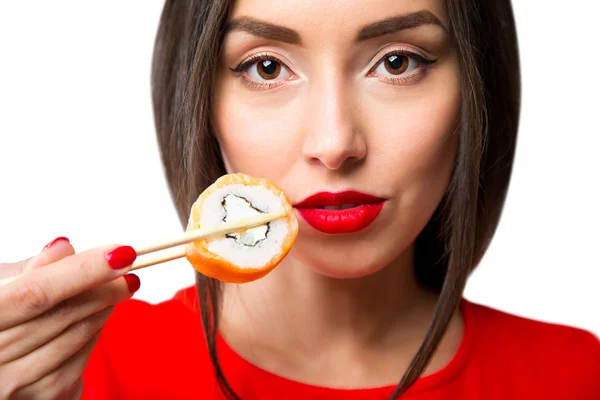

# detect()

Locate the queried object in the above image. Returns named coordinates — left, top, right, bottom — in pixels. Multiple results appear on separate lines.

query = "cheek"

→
left=366, top=66, right=461, bottom=202
left=213, top=79, right=302, bottom=182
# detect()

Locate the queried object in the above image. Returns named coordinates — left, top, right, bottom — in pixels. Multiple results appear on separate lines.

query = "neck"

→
left=218, top=245, right=464, bottom=388
left=221, top=244, right=438, bottom=352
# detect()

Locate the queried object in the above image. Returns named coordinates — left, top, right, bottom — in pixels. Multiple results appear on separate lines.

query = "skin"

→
left=214, top=0, right=464, bottom=388
left=0, top=0, right=465, bottom=396
left=0, top=242, right=136, bottom=399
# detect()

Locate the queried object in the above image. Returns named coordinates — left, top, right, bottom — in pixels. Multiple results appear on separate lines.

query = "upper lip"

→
left=294, top=191, right=386, bottom=208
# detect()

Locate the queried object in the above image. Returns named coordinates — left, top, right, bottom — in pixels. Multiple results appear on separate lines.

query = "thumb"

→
left=0, top=259, right=30, bottom=280
left=0, top=237, right=75, bottom=281
left=24, top=236, right=75, bottom=272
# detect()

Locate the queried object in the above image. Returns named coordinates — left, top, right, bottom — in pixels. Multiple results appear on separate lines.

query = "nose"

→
left=301, top=78, right=367, bottom=170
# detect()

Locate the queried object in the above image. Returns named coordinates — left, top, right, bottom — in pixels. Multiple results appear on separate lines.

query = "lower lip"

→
left=296, top=202, right=385, bottom=234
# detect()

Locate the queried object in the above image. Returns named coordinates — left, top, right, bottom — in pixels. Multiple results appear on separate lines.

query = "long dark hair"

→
left=151, top=1, right=520, bottom=398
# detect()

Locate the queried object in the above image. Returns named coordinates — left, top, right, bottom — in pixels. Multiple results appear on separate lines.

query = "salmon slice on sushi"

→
left=185, top=173, right=298, bottom=283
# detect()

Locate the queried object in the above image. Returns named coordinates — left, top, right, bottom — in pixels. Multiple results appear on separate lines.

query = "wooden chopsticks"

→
left=131, top=210, right=287, bottom=270
left=0, top=210, right=287, bottom=287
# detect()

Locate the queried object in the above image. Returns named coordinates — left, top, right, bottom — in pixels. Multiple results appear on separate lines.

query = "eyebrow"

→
left=226, top=18, right=302, bottom=45
left=225, top=10, right=445, bottom=46
left=356, top=10, right=446, bottom=41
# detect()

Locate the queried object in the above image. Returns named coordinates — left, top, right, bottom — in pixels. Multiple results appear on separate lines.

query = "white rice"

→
left=200, top=184, right=289, bottom=269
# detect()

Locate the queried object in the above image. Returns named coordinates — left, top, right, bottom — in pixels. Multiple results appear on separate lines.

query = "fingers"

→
left=0, top=261, right=27, bottom=280
left=11, top=330, right=101, bottom=400
left=24, top=237, right=75, bottom=273
left=0, top=237, right=73, bottom=280
left=2, top=307, right=113, bottom=394
left=0, top=245, right=137, bottom=330
left=0, top=275, right=136, bottom=364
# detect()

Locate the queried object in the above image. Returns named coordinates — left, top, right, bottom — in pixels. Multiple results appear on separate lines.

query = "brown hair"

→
left=151, top=0, right=520, bottom=398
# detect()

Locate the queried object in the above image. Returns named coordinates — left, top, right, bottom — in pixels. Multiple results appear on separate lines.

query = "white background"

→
left=0, top=2, right=598, bottom=337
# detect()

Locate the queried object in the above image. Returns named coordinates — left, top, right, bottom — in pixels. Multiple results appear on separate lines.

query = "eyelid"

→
left=364, top=45, right=437, bottom=75
left=230, top=51, right=296, bottom=76
left=229, top=51, right=299, bottom=91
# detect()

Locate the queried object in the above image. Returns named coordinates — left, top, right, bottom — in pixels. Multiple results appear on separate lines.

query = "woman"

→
left=0, top=0, right=598, bottom=399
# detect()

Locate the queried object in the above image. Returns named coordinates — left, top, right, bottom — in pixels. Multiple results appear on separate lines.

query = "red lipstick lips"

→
left=294, top=191, right=385, bottom=234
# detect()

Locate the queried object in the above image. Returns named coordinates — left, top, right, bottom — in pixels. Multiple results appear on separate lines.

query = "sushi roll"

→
left=185, top=173, right=298, bottom=283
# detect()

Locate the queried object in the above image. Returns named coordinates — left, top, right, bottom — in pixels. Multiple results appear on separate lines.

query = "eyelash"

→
left=230, top=53, right=289, bottom=90
left=369, top=50, right=437, bottom=85
left=231, top=53, right=273, bottom=74
left=231, top=50, right=437, bottom=90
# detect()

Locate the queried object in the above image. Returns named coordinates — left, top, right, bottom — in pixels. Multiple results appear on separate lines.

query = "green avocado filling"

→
left=222, top=194, right=269, bottom=247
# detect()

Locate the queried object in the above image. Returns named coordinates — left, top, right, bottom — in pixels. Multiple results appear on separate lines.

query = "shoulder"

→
left=464, top=300, right=600, bottom=397
left=106, top=284, right=207, bottom=363
left=107, top=285, right=202, bottom=338
left=83, top=286, right=215, bottom=399
left=466, top=300, right=600, bottom=355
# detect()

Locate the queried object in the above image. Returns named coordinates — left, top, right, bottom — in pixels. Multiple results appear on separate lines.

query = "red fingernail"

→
left=106, top=246, right=137, bottom=270
left=124, top=274, right=140, bottom=294
left=42, top=236, right=70, bottom=251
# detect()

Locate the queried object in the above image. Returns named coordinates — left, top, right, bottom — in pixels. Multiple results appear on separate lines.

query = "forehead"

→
left=229, top=0, right=448, bottom=33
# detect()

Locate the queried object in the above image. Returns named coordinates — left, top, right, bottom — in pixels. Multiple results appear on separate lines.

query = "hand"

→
left=0, top=238, right=140, bottom=400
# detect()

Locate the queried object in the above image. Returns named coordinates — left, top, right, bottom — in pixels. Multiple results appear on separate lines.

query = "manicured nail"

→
left=124, top=274, right=141, bottom=294
left=106, top=246, right=137, bottom=270
left=42, top=236, right=70, bottom=251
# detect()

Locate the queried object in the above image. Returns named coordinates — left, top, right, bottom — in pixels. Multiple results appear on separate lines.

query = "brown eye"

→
left=257, top=60, right=281, bottom=80
left=384, top=55, right=409, bottom=75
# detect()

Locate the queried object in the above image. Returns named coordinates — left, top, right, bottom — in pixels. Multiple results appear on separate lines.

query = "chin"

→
left=289, top=233, right=408, bottom=280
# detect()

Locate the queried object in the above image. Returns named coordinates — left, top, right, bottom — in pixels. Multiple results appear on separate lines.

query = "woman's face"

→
left=214, top=0, right=459, bottom=278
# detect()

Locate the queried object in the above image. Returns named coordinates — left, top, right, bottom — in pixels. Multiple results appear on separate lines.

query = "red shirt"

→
left=82, top=286, right=600, bottom=399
